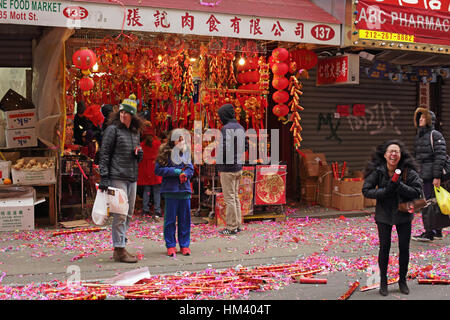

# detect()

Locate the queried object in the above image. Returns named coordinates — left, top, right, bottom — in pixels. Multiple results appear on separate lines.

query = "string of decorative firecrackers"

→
left=338, top=281, right=359, bottom=300
left=289, top=70, right=308, bottom=154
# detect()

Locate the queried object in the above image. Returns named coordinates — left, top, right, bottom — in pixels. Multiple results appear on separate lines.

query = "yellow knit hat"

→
left=119, top=94, right=137, bottom=116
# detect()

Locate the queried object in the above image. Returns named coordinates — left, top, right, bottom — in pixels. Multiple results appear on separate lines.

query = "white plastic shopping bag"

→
left=92, top=189, right=109, bottom=226
left=106, top=186, right=129, bottom=216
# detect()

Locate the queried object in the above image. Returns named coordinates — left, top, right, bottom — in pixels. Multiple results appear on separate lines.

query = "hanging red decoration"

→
left=72, top=47, right=97, bottom=71
left=272, top=48, right=289, bottom=62
left=273, top=90, right=289, bottom=104
left=271, top=63, right=289, bottom=76
left=79, top=77, right=94, bottom=94
left=272, top=76, right=289, bottom=90
left=272, top=104, right=289, bottom=120
left=290, top=48, right=318, bottom=70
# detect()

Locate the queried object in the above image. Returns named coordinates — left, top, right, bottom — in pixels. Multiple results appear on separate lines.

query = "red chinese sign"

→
left=356, top=0, right=450, bottom=45
left=316, top=56, right=349, bottom=85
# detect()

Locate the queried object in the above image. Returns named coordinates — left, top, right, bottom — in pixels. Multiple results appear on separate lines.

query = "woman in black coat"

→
left=412, top=107, right=446, bottom=242
left=362, top=140, right=423, bottom=296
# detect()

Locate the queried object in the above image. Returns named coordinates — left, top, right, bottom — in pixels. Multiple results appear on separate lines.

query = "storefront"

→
left=0, top=0, right=342, bottom=225
left=288, top=0, right=449, bottom=207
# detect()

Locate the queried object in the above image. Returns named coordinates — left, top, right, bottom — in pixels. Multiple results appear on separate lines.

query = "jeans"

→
left=219, top=171, right=243, bottom=230
left=376, top=221, right=411, bottom=282
left=110, top=179, right=137, bottom=248
left=142, top=184, right=161, bottom=215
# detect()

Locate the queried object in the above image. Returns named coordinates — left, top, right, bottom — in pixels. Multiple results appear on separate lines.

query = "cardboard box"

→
left=11, top=157, right=56, bottom=185
left=3, top=109, right=37, bottom=130
left=5, top=127, right=37, bottom=148
left=0, top=186, right=45, bottom=231
left=0, top=89, right=37, bottom=129
left=332, top=179, right=364, bottom=211
left=318, top=165, right=333, bottom=207
left=300, top=177, right=318, bottom=204
left=300, top=153, right=327, bottom=178
left=0, top=160, right=11, bottom=181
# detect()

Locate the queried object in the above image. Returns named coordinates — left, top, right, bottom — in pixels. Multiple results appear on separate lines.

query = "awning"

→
left=71, top=0, right=341, bottom=24
left=0, top=0, right=341, bottom=45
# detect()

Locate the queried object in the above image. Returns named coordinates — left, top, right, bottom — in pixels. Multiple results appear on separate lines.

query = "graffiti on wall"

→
left=347, top=101, right=401, bottom=136
left=317, top=101, right=401, bottom=143
left=317, top=112, right=342, bottom=143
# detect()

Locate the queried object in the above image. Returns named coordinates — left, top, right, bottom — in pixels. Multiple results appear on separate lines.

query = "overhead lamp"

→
left=238, top=57, right=246, bottom=66
left=92, top=63, right=99, bottom=72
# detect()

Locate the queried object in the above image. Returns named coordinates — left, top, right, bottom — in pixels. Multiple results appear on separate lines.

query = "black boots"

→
left=379, top=277, right=388, bottom=296
left=379, top=277, right=410, bottom=296
left=399, top=280, right=410, bottom=295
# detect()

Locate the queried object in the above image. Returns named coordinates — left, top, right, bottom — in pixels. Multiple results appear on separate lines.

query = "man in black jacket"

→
left=216, top=104, right=246, bottom=235
left=412, top=107, right=446, bottom=242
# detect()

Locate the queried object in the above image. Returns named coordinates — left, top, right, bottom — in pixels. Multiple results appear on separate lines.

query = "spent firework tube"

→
left=392, top=169, right=401, bottom=182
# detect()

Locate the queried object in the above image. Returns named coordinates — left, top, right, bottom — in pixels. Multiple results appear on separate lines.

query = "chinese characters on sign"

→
left=316, top=55, right=360, bottom=86
left=317, top=56, right=349, bottom=85
left=0, top=1, right=340, bottom=45
left=356, top=0, right=450, bottom=46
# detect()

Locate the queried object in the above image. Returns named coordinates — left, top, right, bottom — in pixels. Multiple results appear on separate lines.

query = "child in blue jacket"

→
left=155, top=130, right=194, bottom=256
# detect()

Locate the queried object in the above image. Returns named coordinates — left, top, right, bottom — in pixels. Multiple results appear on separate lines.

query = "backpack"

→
left=430, top=130, right=450, bottom=181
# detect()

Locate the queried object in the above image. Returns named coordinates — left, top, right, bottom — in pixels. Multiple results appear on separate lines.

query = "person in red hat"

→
left=138, top=125, right=163, bottom=221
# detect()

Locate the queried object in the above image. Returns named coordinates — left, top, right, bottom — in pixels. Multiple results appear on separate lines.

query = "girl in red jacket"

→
left=138, top=128, right=162, bottom=221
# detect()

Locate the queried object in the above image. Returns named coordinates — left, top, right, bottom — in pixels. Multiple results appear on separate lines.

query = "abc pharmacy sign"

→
left=0, top=0, right=340, bottom=45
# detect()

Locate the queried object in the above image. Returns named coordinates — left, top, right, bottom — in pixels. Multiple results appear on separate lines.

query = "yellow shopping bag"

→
left=434, top=186, right=450, bottom=215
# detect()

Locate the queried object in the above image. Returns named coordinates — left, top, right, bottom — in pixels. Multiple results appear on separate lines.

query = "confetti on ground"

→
left=0, top=210, right=448, bottom=300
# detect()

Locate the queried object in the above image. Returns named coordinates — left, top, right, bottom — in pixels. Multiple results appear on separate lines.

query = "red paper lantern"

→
left=290, top=49, right=318, bottom=70
left=272, top=104, right=289, bottom=118
left=245, top=70, right=260, bottom=83
left=271, top=63, right=289, bottom=76
left=244, top=57, right=259, bottom=70
left=272, top=76, right=289, bottom=90
left=79, top=77, right=94, bottom=92
left=272, top=90, right=289, bottom=104
left=272, top=48, right=289, bottom=62
left=72, top=47, right=97, bottom=71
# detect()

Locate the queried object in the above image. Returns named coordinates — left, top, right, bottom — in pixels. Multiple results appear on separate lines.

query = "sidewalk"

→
left=1, top=203, right=447, bottom=300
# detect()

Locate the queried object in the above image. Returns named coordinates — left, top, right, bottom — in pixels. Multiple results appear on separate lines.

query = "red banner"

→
left=362, top=0, right=450, bottom=14
left=316, top=56, right=349, bottom=85
left=356, top=1, right=450, bottom=45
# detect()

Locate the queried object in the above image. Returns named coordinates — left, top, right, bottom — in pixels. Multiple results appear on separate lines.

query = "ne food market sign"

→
left=0, top=0, right=340, bottom=45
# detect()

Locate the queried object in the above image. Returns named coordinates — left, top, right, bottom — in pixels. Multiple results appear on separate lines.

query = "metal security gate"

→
left=440, top=78, right=450, bottom=144
left=297, top=65, right=418, bottom=172
left=0, top=25, right=42, bottom=67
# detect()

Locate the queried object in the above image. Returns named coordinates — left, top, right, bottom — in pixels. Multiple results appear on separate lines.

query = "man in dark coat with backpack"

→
left=412, top=107, right=446, bottom=242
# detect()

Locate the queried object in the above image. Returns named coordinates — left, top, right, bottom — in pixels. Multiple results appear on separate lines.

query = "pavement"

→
left=0, top=203, right=448, bottom=302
